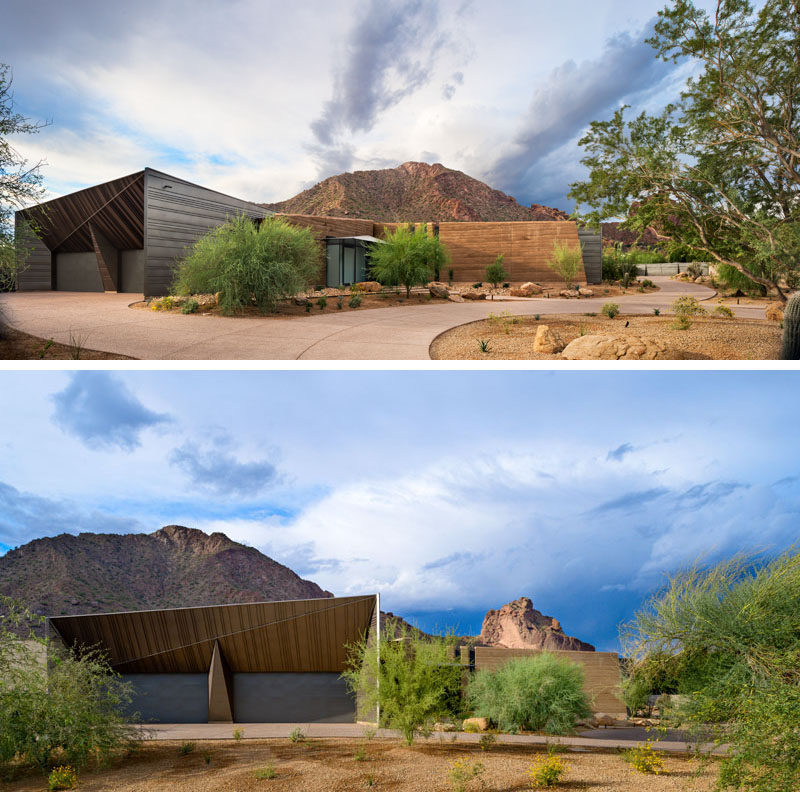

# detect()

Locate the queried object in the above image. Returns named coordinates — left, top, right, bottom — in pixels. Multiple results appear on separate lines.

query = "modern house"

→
left=14, top=168, right=270, bottom=297
left=16, top=168, right=602, bottom=297
left=46, top=595, right=378, bottom=724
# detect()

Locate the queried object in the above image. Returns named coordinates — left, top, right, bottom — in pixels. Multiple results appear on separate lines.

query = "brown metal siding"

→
left=473, top=646, right=625, bottom=714
left=15, top=213, right=52, bottom=290
left=142, top=169, right=270, bottom=297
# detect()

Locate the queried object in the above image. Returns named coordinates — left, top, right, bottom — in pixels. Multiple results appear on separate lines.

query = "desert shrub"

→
left=714, top=304, right=734, bottom=318
left=349, top=294, right=363, bottom=309
left=48, top=765, right=78, bottom=790
left=478, top=339, right=491, bottom=354
left=479, top=732, right=496, bottom=751
left=641, top=279, right=655, bottom=288
left=467, top=653, right=591, bottom=734
left=369, top=225, right=448, bottom=297
left=316, top=295, right=327, bottom=310
left=288, top=727, right=305, bottom=743
left=337, top=296, right=343, bottom=309
left=546, top=240, right=584, bottom=289
left=463, top=720, right=480, bottom=733
left=202, top=750, right=212, bottom=765
left=0, top=597, right=139, bottom=773
left=171, top=215, right=321, bottom=315
left=233, top=728, right=243, bottom=741
left=486, top=254, right=508, bottom=288
left=179, top=741, right=195, bottom=755
left=622, top=550, right=800, bottom=792
left=671, top=295, right=706, bottom=329
left=354, top=743, right=368, bottom=762
left=714, top=263, right=767, bottom=296
left=685, top=262, right=704, bottom=279
left=180, top=298, right=199, bottom=314
left=150, top=295, right=175, bottom=311
left=472, top=282, right=483, bottom=288
left=621, top=741, right=665, bottom=775
left=342, top=622, right=462, bottom=745
left=601, top=302, right=619, bottom=319
left=528, top=751, right=568, bottom=788
left=621, top=673, right=651, bottom=715
left=254, top=762, right=277, bottom=779
left=448, top=759, right=485, bottom=792
left=653, top=308, right=660, bottom=316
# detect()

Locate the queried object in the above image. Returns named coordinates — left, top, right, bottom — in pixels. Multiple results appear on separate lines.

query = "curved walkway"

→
left=1, top=276, right=726, bottom=360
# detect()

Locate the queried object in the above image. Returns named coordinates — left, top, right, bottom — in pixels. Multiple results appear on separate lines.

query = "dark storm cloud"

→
left=169, top=440, right=280, bottom=497
left=0, top=481, right=145, bottom=549
left=488, top=17, right=681, bottom=206
left=51, top=373, right=171, bottom=452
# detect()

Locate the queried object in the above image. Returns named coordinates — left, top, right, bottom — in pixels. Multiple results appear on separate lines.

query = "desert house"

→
left=46, top=595, right=379, bottom=724
left=16, top=169, right=602, bottom=297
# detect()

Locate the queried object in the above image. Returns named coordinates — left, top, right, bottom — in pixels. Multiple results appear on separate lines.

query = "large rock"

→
left=462, top=291, right=486, bottom=300
left=561, top=334, right=667, bottom=360
left=462, top=717, right=489, bottom=732
left=578, top=288, right=594, bottom=297
left=559, top=289, right=580, bottom=298
left=354, top=281, right=382, bottom=293
left=427, top=281, right=450, bottom=299
left=533, top=325, right=564, bottom=354
left=765, top=303, right=784, bottom=322
left=448, top=292, right=464, bottom=303
left=509, top=282, right=543, bottom=297
left=479, top=597, right=595, bottom=651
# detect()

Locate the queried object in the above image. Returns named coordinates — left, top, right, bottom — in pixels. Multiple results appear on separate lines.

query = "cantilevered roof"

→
left=47, top=595, right=377, bottom=674
left=326, top=235, right=384, bottom=244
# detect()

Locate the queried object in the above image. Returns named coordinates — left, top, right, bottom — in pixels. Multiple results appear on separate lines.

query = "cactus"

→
left=781, top=292, right=800, bottom=360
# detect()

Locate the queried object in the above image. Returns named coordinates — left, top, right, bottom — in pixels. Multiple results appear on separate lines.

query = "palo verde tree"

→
left=368, top=224, right=449, bottom=297
left=0, top=63, right=47, bottom=294
left=569, top=0, right=800, bottom=301
left=622, top=550, right=800, bottom=792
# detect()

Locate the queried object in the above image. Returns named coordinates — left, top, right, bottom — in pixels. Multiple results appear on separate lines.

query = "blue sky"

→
left=1, top=370, right=798, bottom=651
left=1, top=0, right=724, bottom=211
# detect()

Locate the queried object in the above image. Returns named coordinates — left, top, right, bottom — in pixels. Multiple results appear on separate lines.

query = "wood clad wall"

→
left=278, top=214, right=374, bottom=239
left=144, top=169, right=269, bottom=297
left=438, top=221, right=585, bottom=284
left=48, top=595, right=377, bottom=676
left=474, top=647, right=625, bottom=714
left=15, top=214, right=52, bottom=291
left=578, top=228, right=602, bottom=284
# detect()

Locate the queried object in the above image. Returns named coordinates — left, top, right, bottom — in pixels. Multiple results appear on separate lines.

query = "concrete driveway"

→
left=1, top=276, right=726, bottom=360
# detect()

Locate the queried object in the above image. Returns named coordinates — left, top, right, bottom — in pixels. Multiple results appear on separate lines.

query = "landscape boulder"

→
left=592, top=713, right=617, bottom=728
left=462, top=291, right=486, bottom=300
left=354, top=281, right=382, bottom=293
left=533, top=325, right=565, bottom=354
left=578, top=288, right=594, bottom=297
left=765, top=303, right=784, bottom=322
left=509, top=281, right=542, bottom=297
left=294, top=296, right=309, bottom=306
left=561, top=334, right=667, bottom=360
left=448, top=292, right=464, bottom=303
left=462, top=717, right=489, bottom=732
left=427, top=281, right=451, bottom=299
left=559, top=289, right=580, bottom=298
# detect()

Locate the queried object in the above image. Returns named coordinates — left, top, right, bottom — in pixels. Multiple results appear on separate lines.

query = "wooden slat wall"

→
left=279, top=214, right=374, bottom=239
left=144, top=169, right=270, bottom=297
left=578, top=228, right=602, bottom=284
left=474, top=646, right=625, bottom=714
left=48, top=595, right=376, bottom=675
left=438, top=221, right=586, bottom=284
left=15, top=213, right=52, bottom=290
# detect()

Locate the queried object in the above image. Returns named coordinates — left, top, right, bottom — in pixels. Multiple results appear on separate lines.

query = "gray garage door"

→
left=233, top=673, right=355, bottom=723
left=123, top=674, right=208, bottom=723
left=55, top=252, right=103, bottom=291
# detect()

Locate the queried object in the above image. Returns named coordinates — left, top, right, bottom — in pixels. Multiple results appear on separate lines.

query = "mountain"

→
left=0, top=525, right=332, bottom=620
left=263, top=161, right=571, bottom=222
left=479, top=597, right=595, bottom=651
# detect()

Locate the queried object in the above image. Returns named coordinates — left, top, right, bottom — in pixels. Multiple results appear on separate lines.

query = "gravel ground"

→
left=0, top=326, right=134, bottom=360
left=430, top=313, right=782, bottom=360
left=3, top=739, right=719, bottom=792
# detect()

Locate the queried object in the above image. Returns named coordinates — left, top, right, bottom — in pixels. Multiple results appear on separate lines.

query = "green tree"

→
left=485, top=254, right=508, bottom=288
left=341, top=621, right=461, bottom=745
left=466, top=653, right=591, bottom=734
left=545, top=240, right=584, bottom=289
left=0, top=597, right=139, bottom=774
left=569, top=0, right=800, bottom=302
left=622, top=550, right=800, bottom=792
left=172, top=214, right=321, bottom=314
left=368, top=225, right=449, bottom=297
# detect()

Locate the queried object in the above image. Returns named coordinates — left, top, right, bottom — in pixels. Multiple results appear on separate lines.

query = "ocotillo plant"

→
left=781, top=292, right=800, bottom=360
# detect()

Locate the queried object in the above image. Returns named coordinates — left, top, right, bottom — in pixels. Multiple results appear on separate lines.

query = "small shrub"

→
left=337, top=296, right=343, bottom=309
left=463, top=720, right=480, bottom=733
left=202, top=750, right=212, bottom=765
left=641, top=279, right=655, bottom=288
left=233, top=728, right=243, bottom=741
left=467, top=653, right=591, bottom=734
left=622, top=741, right=665, bottom=775
left=37, top=338, right=54, bottom=359
left=546, top=239, right=584, bottom=289
left=472, top=282, right=483, bottom=289
left=289, top=727, right=305, bottom=743
left=685, top=262, right=704, bottom=279
left=502, top=282, right=510, bottom=288
left=305, top=302, right=312, bottom=312
left=671, top=295, right=706, bottom=329
left=653, top=308, right=660, bottom=316
left=181, top=298, right=199, bottom=314
left=254, top=762, right=277, bottom=780
left=316, top=295, right=328, bottom=310
left=179, top=741, right=195, bottom=755
left=362, top=726, right=377, bottom=741
left=478, top=339, right=491, bottom=354
left=479, top=732, right=496, bottom=751
left=534, top=314, right=540, bottom=321
left=601, top=302, right=620, bottom=319
left=486, top=254, right=508, bottom=288
left=349, top=294, right=363, bottom=309
left=48, top=765, right=78, bottom=791
left=448, top=267, right=454, bottom=284
left=448, top=759, right=485, bottom=792
left=584, top=312, right=596, bottom=317
left=365, top=773, right=375, bottom=787
left=714, top=304, right=734, bottom=318
left=150, top=295, right=175, bottom=311
left=528, top=752, right=567, bottom=788
left=354, top=743, right=368, bottom=762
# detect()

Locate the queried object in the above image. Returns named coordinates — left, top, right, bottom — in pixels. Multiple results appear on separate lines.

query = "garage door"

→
left=233, top=673, right=355, bottom=723
left=123, top=674, right=208, bottom=723
left=55, top=252, right=103, bottom=292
